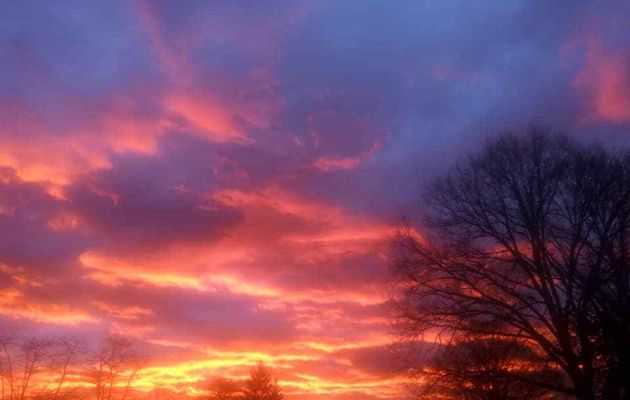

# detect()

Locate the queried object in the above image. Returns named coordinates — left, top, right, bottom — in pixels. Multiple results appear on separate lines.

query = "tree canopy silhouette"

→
left=415, top=334, right=564, bottom=400
left=394, top=129, right=630, bottom=400
left=206, top=363, right=283, bottom=400
left=242, top=363, right=282, bottom=400
left=207, top=377, right=241, bottom=400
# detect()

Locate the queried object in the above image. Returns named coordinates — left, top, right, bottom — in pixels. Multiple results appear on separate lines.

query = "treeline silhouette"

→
left=393, top=128, right=630, bottom=400
left=0, top=334, right=283, bottom=400
left=206, top=363, right=283, bottom=400
left=0, top=335, right=143, bottom=400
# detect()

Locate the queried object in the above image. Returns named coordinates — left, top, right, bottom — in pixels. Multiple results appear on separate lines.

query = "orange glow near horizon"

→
left=0, top=173, right=401, bottom=398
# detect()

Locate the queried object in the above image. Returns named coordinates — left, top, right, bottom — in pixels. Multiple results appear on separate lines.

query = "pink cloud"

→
left=573, top=38, right=630, bottom=124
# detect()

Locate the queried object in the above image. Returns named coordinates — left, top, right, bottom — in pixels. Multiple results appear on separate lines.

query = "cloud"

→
left=573, top=37, right=630, bottom=123
left=0, top=287, right=96, bottom=325
left=65, top=148, right=241, bottom=254
left=0, top=171, right=88, bottom=271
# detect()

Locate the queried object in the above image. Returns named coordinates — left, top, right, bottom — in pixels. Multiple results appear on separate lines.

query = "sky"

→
left=0, top=0, right=628, bottom=399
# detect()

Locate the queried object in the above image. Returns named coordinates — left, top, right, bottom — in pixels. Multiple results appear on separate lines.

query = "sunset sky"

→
left=0, top=1, right=629, bottom=399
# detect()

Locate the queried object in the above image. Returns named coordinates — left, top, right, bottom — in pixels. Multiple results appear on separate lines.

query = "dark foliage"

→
left=207, top=362, right=283, bottom=400
left=416, top=335, right=564, bottom=400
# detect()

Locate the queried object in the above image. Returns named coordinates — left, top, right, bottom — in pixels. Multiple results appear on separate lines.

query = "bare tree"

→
left=50, top=337, right=79, bottom=400
left=17, top=338, right=49, bottom=400
left=0, top=334, right=144, bottom=400
left=0, top=336, right=53, bottom=400
left=87, top=336, right=143, bottom=400
left=394, top=129, right=630, bottom=400
left=0, top=336, right=81, bottom=400
left=0, top=336, right=17, bottom=400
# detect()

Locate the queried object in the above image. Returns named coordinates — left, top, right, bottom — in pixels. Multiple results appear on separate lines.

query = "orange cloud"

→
left=0, top=134, right=111, bottom=189
left=79, top=250, right=280, bottom=297
left=312, top=138, right=384, bottom=172
left=101, top=110, right=169, bottom=155
left=165, top=92, right=250, bottom=143
left=79, top=251, right=206, bottom=290
left=313, top=156, right=361, bottom=172
left=132, top=0, right=274, bottom=145
left=92, top=301, right=154, bottom=320
left=0, top=92, right=252, bottom=195
left=0, top=288, right=96, bottom=325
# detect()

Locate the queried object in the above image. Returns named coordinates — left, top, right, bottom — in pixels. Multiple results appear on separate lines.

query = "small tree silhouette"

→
left=208, top=377, right=241, bottom=400
left=87, top=335, right=143, bottom=400
left=242, top=363, right=283, bottom=400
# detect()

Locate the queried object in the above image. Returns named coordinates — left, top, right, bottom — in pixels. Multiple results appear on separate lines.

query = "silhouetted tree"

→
left=415, top=333, right=564, bottom=400
left=50, top=337, right=79, bottom=400
left=87, top=336, right=144, bottom=400
left=0, top=335, right=79, bottom=400
left=207, top=377, right=240, bottom=400
left=242, top=363, right=282, bottom=400
left=394, top=129, right=630, bottom=400
left=0, top=334, right=145, bottom=400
